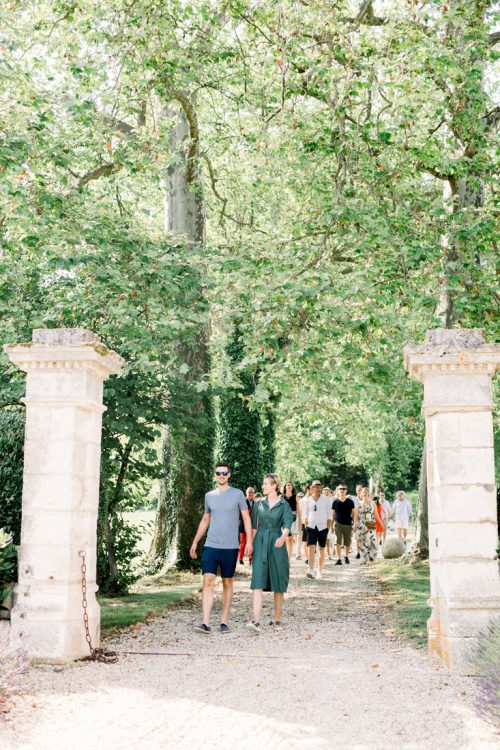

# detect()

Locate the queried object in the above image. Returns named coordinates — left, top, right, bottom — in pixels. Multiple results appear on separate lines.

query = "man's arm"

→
left=190, top=512, right=210, bottom=558
left=241, top=509, right=253, bottom=554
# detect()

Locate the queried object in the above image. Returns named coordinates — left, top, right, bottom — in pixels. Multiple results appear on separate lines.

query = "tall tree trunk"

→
left=404, top=438, right=429, bottom=564
left=149, top=101, right=214, bottom=569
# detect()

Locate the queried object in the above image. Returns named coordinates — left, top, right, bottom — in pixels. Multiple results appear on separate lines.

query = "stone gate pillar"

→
left=4, top=329, right=123, bottom=663
left=404, top=329, right=500, bottom=673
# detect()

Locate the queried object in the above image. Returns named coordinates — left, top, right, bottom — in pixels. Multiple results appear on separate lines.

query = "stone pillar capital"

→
left=404, top=328, right=500, bottom=384
left=4, top=328, right=124, bottom=380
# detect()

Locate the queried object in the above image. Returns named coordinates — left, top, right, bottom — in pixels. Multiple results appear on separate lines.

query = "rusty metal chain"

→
left=78, top=550, right=118, bottom=664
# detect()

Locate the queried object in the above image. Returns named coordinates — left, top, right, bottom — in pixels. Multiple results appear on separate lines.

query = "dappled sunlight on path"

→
left=1, top=558, right=497, bottom=749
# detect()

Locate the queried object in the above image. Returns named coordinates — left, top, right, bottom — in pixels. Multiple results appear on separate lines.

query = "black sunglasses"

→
left=215, top=470, right=229, bottom=477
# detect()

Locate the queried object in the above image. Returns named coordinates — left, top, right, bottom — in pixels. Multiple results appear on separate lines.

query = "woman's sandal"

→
left=246, top=620, right=261, bottom=634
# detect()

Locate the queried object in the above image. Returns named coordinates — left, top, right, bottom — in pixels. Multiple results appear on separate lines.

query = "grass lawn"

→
left=98, top=570, right=200, bottom=631
left=373, top=559, right=431, bottom=648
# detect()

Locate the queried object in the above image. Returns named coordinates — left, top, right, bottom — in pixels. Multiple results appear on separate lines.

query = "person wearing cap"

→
left=304, top=480, right=332, bottom=580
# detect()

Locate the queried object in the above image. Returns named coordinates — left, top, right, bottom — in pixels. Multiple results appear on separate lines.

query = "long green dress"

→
left=250, top=497, right=294, bottom=593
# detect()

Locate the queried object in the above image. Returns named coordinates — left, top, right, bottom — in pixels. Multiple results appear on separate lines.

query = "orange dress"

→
left=374, top=504, right=385, bottom=533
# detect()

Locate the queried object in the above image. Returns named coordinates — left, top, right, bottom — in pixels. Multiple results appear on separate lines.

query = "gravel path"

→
left=1, top=557, right=497, bottom=749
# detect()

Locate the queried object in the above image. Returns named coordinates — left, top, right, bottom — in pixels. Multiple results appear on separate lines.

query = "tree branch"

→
left=482, top=105, right=500, bottom=131
left=77, top=163, right=119, bottom=188
left=164, top=86, right=200, bottom=185
left=489, top=30, right=500, bottom=46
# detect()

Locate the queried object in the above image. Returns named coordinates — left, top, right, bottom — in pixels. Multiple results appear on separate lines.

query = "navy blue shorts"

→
left=202, top=547, right=239, bottom=578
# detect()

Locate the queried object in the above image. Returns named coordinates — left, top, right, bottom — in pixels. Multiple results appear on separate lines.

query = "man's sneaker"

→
left=306, top=571, right=316, bottom=579
left=335, top=559, right=342, bottom=566
left=356, top=552, right=361, bottom=559
left=194, top=623, right=212, bottom=635
left=344, top=556, right=350, bottom=564
left=246, top=620, right=261, bottom=635
left=219, top=623, right=230, bottom=634
left=316, top=570, right=322, bottom=580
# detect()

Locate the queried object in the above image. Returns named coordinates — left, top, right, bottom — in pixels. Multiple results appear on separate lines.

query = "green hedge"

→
left=0, top=409, right=24, bottom=545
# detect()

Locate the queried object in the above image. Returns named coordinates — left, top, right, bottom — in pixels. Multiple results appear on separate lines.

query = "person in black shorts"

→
left=332, top=485, right=356, bottom=565
left=304, top=480, right=332, bottom=580
left=190, top=462, right=252, bottom=634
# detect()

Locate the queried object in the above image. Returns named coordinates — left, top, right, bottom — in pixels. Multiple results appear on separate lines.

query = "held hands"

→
left=189, top=542, right=197, bottom=559
left=275, top=535, right=287, bottom=549
left=245, top=543, right=253, bottom=558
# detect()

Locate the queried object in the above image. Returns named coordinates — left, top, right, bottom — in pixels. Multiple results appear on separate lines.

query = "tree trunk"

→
left=148, top=426, right=177, bottom=566
left=150, top=101, right=214, bottom=570
left=404, top=438, right=429, bottom=564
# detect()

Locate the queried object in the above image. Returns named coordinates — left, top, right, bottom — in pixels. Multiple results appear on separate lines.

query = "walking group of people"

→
left=190, top=462, right=413, bottom=635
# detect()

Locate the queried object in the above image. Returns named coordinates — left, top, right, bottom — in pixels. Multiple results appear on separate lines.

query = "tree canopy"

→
left=0, top=0, right=498, bottom=579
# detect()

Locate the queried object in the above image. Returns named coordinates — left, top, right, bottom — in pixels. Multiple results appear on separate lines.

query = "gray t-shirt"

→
left=204, top=486, right=247, bottom=549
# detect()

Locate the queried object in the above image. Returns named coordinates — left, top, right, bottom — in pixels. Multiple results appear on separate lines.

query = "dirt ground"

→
left=1, top=555, right=497, bottom=750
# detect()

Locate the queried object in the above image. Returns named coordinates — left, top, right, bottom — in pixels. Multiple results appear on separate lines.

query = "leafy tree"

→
left=217, top=323, right=263, bottom=490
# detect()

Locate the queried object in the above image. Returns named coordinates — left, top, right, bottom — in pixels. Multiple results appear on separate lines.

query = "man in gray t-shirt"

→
left=190, top=462, right=252, bottom=635
left=204, top=486, right=248, bottom=548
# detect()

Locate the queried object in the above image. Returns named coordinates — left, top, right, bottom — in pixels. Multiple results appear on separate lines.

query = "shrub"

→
left=97, top=513, right=144, bottom=595
left=0, top=632, right=30, bottom=712
left=470, top=619, right=500, bottom=730
left=0, top=535, right=18, bottom=605
left=0, top=410, right=24, bottom=545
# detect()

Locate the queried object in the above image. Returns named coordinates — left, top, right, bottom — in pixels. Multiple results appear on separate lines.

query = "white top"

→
left=299, top=494, right=309, bottom=518
left=382, top=500, right=392, bottom=520
left=393, top=498, right=412, bottom=522
left=305, top=494, right=331, bottom=531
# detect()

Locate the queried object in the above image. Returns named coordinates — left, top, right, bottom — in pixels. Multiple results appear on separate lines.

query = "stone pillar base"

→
left=428, top=594, right=500, bottom=674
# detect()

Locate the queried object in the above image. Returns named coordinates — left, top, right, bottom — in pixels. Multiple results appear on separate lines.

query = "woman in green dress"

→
left=246, top=474, right=294, bottom=634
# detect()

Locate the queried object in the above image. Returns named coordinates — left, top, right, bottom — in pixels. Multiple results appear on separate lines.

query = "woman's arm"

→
left=276, top=502, right=293, bottom=547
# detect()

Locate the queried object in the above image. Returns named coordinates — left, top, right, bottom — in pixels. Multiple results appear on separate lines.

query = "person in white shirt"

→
left=351, top=484, right=363, bottom=559
left=304, top=480, right=332, bottom=580
left=393, top=491, right=413, bottom=541
left=300, top=486, right=311, bottom=563
left=380, top=491, right=392, bottom=543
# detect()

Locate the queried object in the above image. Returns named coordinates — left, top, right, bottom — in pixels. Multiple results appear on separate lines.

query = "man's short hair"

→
left=246, top=486, right=255, bottom=493
left=215, top=461, right=231, bottom=472
left=338, top=485, right=347, bottom=491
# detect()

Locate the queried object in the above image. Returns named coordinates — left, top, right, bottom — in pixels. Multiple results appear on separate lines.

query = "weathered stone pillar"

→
left=404, top=329, right=500, bottom=673
left=4, top=329, right=123, bottom=663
